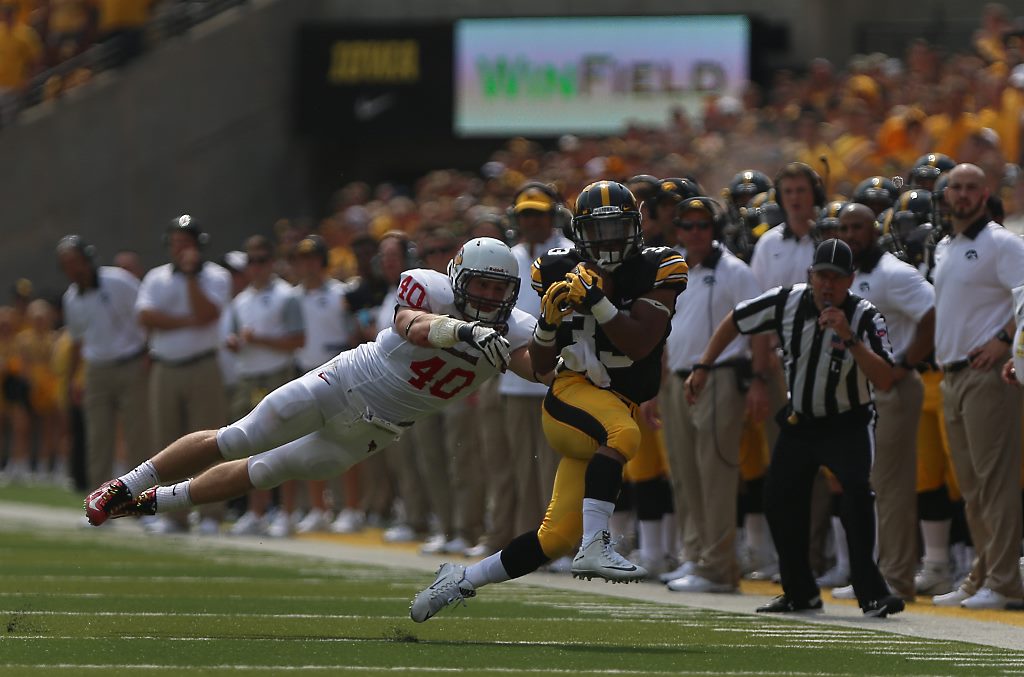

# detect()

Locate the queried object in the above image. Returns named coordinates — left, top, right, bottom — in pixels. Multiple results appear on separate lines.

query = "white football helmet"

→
left=447, top=237, right=520, bottom=330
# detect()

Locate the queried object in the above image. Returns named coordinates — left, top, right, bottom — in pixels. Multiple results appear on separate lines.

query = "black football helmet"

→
left=572, top=181, right=643, bottom=270
left=932, top=174, right=953, bottom=237
left=814, top=201, right=849, bottom=244
left=852, top=176, right=900, bottom=215
left=880, top=189, right=933, bottom=254
left=166, top=214, right=209, bottom=246
left=728, top=170, right=773, bottom=208
left=626, top=174, right=661, bottom=203
left=651, top=177, right=704, bottom=219
left=908, top=153, right=956, bottom=190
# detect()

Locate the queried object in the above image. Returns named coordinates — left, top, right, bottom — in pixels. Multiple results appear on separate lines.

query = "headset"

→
left=55, top=234, right=97, bottom=263
left=774, top=162, right=827, bottom=208
left=164, top=214, right=210, bottom=247
left=373, top=230, right=419, bottom=276
left=673, top=195, right=728, bottom=241
left=507, top=181, right=572, bottom=238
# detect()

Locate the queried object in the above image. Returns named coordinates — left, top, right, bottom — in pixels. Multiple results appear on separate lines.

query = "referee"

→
left=687, top=239, right=904, bottom=618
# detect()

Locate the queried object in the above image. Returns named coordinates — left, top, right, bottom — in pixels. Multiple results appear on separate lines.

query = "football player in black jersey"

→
left=410, top=181, right=689, bottom=622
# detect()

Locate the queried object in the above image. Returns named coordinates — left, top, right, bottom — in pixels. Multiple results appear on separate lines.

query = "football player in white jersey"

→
left=83, top=238, right=543, bottom=527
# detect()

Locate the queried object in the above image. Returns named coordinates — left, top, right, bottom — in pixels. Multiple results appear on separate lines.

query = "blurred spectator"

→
left=90, top=0, right=151, bottom=67
left=113, top=249, right=145, bottom=280
left=0, top=2, right=42, bottom=125
left=15, top=299, right=65, bottom=484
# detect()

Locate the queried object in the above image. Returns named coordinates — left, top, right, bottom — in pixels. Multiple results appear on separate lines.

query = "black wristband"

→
left=751, top=371, right=769, bottom=383
left=997, top=329, right=1012, bottom=345
left=692, top=363, right=712, bottom=371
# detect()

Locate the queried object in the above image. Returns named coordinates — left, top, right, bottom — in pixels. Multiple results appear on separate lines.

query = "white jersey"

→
left=326, top=268, right=534, bottom=424
left=295, top=278, right=354, bottom=371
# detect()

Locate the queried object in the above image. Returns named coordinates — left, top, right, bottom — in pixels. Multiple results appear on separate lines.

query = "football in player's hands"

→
left=564, top=262, right=610, bottom=313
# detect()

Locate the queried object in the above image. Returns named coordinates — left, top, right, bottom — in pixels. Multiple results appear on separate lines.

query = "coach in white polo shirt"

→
left=839, top=203, right=936, bottom=601
left=137, top=215, right=231, bottom=533
left=58, top=235, right=149, bottom=491
left=662, top=197, right=767, bottom=594
left=750, top=163, right=824, bottom=291
left=932, top=164, right=1024, bottom=610
left=501, top=184, right=574, bottom=535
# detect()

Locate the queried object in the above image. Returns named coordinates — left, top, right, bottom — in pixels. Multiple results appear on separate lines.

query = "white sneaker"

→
left=229, top=511, right=267, bottom=536
left=382, top=523, right=418, bottom=543
left=746, top=560, right=780, bottom=582
left=666, top=574, right=737, bottom=593
left=409, top=562, right=476, bottom=623
left=659, top=560, right=697, bottom=583
left=571, top=531, right=647, bottom=583
left=932, top=587, right=972, bottom=606
left=144, top=516, right=188, bottom=535
left=463, top=542, right=496, bottom=558
left=544, top=555, right=573, bottom=574
left=915, top=561, right=953, bottom=595
left=196, top=518, right=220, bottom=536
left=442, top=536, right=470, bottom=554
left=328, top=508, right=365, bottom=534
left=296, top=508, right=329, bottom=533
left=960, top=587, right=1024, bottom=610
left=267, top=512, right=293, bottom=538
left=831, top=585, right=856, bottom=600
left=420, top=534, right=449, bottom=555
left=815, top=565, right=850, bottom=588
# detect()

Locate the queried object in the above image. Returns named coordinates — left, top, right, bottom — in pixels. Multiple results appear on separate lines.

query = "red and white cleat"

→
left=84, top=479, right=135, bottom=526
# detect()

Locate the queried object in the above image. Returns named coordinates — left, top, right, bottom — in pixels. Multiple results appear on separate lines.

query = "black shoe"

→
left=862, top=595, right=905, bottom=618
left=756, top=594, right=823, bottom=613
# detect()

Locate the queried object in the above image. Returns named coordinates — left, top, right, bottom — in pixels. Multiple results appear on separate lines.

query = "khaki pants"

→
left=661, top=374, right=699, bottom=562
left=872, top=371, right=924, bottom=598
left=503, top=394, right=558, bottom=534
left=942, top=364, right=1024, bottom=598
left=383, top=434, right=429, bottom=533
left=476, top=379, right=516, bottom=550
left=663, top=370, right=743, bottom=584
left=83, top=356, right=149, bottom=489
left=151, top=354, right=226, bottom=524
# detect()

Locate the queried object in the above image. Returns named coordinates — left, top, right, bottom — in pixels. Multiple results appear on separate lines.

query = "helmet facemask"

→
left=452, top=269, right=520, bottom=332
left=574, top=211, right=643, bottom=270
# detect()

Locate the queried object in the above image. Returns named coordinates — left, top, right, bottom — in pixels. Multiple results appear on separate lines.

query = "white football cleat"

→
left=571, top=531, right=647, bottom=583
left=410, top=562, right=476, bottom=623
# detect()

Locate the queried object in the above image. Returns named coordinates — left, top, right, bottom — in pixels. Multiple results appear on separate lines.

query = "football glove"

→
left=457, top=321, right=512, bottom=371
left=564, top=263, right=606, bottom=311
left=538, top=280, right=573, bottom=332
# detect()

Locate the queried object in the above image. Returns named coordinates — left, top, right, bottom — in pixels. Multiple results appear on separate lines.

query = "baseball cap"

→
left=677, top=197, right=715, bottom=217
left=513, top=186, right=556, bottom=213
left=294, top=235, right=328, bottom=258
left=811, top=239, right=854, bottom=276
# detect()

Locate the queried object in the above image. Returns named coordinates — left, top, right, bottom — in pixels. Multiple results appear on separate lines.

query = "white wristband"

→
left=592, top=297, right=618, bottom=325
left=427, top=316, right=465, bottom=348
left=533, top=326, right=557, bottom=346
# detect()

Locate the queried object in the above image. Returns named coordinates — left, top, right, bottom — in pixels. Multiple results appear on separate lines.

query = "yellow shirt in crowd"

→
left=0, top=20, right=42, bottom=89
left=91, top=0, right=150, bottom=33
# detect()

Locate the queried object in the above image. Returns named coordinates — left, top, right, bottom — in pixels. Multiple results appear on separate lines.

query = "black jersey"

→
left=530, top=246, right=688, bottom=404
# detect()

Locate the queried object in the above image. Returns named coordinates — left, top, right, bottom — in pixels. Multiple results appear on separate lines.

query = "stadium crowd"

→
left=5, top=2, right=1024, bottom=610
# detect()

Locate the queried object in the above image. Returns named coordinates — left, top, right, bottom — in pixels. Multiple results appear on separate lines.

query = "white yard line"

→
left=3, top=500, right=1024, bottom=652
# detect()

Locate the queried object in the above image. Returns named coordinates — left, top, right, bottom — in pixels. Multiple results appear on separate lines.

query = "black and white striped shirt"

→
left=732, top=283, right=893, bottom=417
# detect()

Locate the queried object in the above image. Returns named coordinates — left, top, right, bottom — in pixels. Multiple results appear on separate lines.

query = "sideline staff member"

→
left=687, top=239, right=904, bottom=618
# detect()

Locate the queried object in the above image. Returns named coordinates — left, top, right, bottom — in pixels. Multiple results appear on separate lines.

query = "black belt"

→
left=92, top=348, right=146, bottom=367
left=675, top=358, right=751, bottom=380
left=942, top=359, right=971, bottom=374
left=152, top=350, right=217, bottom=368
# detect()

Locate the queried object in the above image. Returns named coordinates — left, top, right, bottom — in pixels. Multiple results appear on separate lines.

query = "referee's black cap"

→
left=811, top=239, right=854, bottom=276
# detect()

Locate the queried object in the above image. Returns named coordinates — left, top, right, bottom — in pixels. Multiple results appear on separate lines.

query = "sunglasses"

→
left=676, top=220, right=713, bottom=231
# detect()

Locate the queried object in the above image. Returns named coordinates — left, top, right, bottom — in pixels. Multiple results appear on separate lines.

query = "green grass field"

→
left=2, top=489, right=1024, bottom=675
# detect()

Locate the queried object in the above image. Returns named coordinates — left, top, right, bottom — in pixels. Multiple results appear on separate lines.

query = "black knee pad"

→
left=615, top=482, right=634, bottom=511
left=633, top=477, right=672, bottom=520
left=500, top=530, right=550, bottom=579
left=585, top=453, right=623, bottom=503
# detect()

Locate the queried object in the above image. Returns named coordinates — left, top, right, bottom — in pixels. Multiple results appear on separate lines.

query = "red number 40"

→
left=408, top=357, right=475, bottom=399
left=397, top=276, right=426, bottom=308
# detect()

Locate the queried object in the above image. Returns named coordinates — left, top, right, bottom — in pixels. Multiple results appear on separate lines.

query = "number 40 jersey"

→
left=531, top=246, right=688, bottom=405
left=337, top=268, right=535, bottom=424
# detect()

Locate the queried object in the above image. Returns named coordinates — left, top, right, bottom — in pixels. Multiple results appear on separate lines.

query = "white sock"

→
left=119, top=460, right=160, bottom=498
left=744, top=513, right=771, bottom=560
left=464, top=552, right=510, bottom=589
left=155, top=481, right=193, bottom=513
left=608, top=510, right=635, bottom=547
left=661, top=513, right=678, bottom=557
left=832, top=516, right=850, bottom=573
left=921, top=519, right=951, bottom=565
left=638, top=519, right=665, bottom=563
left=581, top=498, right=615, bottom=543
